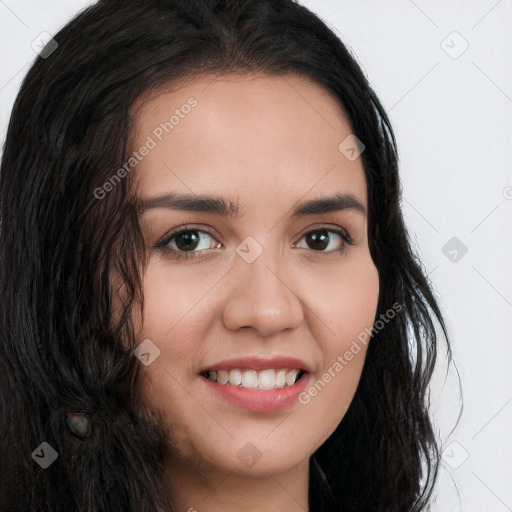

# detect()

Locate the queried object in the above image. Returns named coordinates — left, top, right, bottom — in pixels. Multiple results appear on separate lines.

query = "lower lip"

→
left=200, top=373, right=311, bottom=413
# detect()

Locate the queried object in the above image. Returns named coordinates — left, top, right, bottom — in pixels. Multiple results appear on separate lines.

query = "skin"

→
left=128, top=73, right=380, bottom=511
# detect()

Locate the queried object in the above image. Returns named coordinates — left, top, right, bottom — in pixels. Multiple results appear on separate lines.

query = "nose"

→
left=221, top=248, right=304, bottom=337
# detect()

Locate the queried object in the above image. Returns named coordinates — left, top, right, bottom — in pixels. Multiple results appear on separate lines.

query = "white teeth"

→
left=217, top=370, right=229, bottom=385
left=204, top=368, right=303, bottom=389
left=275, top=369, right=287, bottom=388
left=285, top=369, right=299, bottom=386
left=229, top=369, right=242, bottom=386
left=258, top=369, right=275, bottom=389
left=241, top=370, right=258, bottom=389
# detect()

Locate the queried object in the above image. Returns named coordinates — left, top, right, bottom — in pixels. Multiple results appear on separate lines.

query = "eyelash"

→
left=154, top=224, right=355, bottom=260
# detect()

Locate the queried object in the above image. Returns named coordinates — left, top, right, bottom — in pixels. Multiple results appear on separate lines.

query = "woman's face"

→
left=129, top=73, right=379, bottom=479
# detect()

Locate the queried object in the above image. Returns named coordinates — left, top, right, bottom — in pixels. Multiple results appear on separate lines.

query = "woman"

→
left=0, top=0, right=451, bottom=510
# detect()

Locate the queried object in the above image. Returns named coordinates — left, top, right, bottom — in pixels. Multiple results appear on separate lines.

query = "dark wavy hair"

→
left=0, top=0, right=452, bottom=510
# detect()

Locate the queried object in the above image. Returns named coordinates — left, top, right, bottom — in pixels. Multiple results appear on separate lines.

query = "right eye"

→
left=154, top=226, right=223, bottom=260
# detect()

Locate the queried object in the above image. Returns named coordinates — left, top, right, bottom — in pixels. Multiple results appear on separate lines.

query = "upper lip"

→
left=199, top=356, right=312, bottom=373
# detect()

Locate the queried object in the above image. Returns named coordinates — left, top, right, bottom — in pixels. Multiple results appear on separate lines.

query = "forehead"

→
left=130, top=73, right=367, bottom=209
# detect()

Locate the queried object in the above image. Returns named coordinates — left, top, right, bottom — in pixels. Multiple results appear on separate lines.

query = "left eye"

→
left=155, top=226, right=354, bottom=259
left=293, top=228, right=354, bottom=253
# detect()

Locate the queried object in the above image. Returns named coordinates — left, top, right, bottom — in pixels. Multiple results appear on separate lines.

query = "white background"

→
left=1, top=1, right=511, bottom=510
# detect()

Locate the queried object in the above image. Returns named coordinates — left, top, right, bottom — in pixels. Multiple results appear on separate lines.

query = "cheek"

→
left=326, top=252, right=379, bottom=380
left=342, top=254, right=380, bottom=331
left=300, top=253, right=379, bottom=434
left=131, top=255, right=214, bottom=340
left=313, top=250, right=380, bottom=341
left=129, top=257, right=218, bottom=401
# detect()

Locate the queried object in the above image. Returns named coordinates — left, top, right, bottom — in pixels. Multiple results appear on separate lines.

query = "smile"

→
left=201, top=368, right=306, bottom=390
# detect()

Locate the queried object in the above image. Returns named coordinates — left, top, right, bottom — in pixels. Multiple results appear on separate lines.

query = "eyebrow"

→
left=137, top=192, right=366, bottom=217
